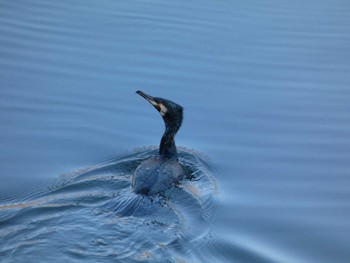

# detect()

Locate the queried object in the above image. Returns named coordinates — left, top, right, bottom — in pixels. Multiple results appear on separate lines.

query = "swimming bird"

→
left=132, top=90, right=185, bottom=195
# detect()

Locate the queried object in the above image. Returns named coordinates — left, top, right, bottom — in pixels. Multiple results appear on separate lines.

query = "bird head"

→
left=136, top=90, right=183, bottom=131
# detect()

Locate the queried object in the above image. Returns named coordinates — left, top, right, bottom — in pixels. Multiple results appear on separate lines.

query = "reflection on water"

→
left=0, top=148, right=217, bottom=262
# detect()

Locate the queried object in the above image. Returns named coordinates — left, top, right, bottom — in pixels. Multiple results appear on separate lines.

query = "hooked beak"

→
left=136, top=90, right=168, bottom=116
left=136, top=90, right=159, bottom=110
left=136, top=90, right=158, bottom=107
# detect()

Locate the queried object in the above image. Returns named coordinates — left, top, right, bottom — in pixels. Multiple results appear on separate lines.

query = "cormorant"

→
left=132, top=90, right=185, bottom=195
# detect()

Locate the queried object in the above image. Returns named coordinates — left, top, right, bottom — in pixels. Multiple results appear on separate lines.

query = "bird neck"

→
left=159, top=125, right=178, bottom=159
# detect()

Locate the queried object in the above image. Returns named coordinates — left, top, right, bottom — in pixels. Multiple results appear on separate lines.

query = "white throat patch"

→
left=150, top=101, right=158, bottom=107
left=159, top=103, right=168, bottom=116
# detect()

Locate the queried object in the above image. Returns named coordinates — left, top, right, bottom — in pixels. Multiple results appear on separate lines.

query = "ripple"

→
left=0, top=148, right=218, bottom=262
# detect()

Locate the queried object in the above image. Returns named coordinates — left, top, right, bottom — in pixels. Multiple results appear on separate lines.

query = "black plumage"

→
left=132, top=90, right=185, bottom=195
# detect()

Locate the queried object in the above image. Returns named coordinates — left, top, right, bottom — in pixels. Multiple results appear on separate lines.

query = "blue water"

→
left=1, top=0, right=350, bottom=262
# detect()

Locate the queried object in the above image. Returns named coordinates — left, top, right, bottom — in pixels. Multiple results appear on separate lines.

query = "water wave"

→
left=0, top=147, right=218, bottom=262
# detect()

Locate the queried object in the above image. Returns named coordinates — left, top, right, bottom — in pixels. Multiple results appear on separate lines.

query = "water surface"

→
left=1, top=0, right=350, bottom=262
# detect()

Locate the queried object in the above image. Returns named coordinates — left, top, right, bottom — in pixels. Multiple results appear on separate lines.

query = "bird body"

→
left=132, top=90, right=185, bottom=195
left=133, top=158, right=184, bottom=195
